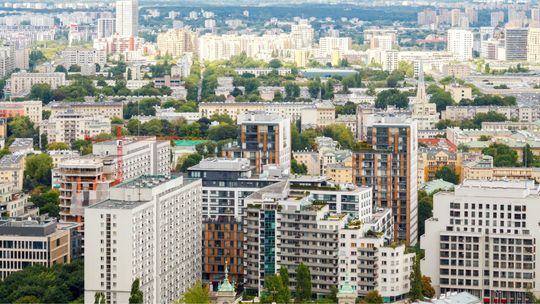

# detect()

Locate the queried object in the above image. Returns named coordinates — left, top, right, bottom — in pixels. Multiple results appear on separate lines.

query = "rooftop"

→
left=116, top=175, right=177, bottom=189
left=237, top=111, right=287, bottom=124
left=174, top=139, right=208, bottom=147
left=188, top=157, right=252, bottom=171
left=0, top=154, right=24, bottom=165
left=10, top=138, right=33, bottom=148
left=88, top=199, right=150, bottom=210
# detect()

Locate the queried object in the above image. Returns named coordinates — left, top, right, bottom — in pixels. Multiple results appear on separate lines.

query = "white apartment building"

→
left=0, top=44, right=14, bottom=78
left=527, top=24, right=540, bottom=63
left=58, top=48, right=107, bottom=69
left=84, top=175, right=202, bottom=304
left=115, top=0, right=138, bottom=37
left=47, top=101, right=123, bottom=120
left=300, top=101, right=336, bottom=129
left=447, top=29, right=474, bottom=61
left=92, top=137, right=171, bottom=181
left=421, top=180, right=540, bottom=302
left=0, top=100, right=42, bottom=124
left=9, top=72, right=66, bottom=97
left=156, top=29, right=197, bottom=57
left=41, top=110, right=111, bottom=144
left=319, top=36, right=352, bottom=57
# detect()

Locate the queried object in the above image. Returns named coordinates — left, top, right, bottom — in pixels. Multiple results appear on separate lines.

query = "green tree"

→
left=30, top=83, right=53, bottom=104
left=375, top=89, right=409, bottom=109
left=291, top=159, right=308, bottom=175
left=323, top=124, right=354, bottom=149
left=417, top=190, right=433, bottom=241
left=284, top=82, right=300, bottom=99
left=409, top=256, right=423, bottom=301
left=69, top=64, right=81, bottom=72
left=279, top=266, right=290, bottom=288
left=364, top=290, right=383, bottom=303
left=208, top=124, right=238, bottom=141
left=178, top=281, right=210, bottom=304
left=434, top=166, right=459, bottom=184
left=295, top=263, right=312, bottom=302
left=71, top=140, right=92, bottom=155
left=269, top=59, right=282, bottom=69
left=129, top=278, right=143, bottom=304
left=482, top=143, right=519, bottom=167
left=15, top=296, right=41, bottom=304
left=210, top=113, right=234, bottom=125
left=7, top=117, right=37, bottom=143
left=422, top=276, right=436, bottom=298
left=23, top=154, right=53, bottom=191
left=47, top=142, right=70, bottom=150
left=177, top=153, right=203, bottom=172
left=260, top=274, right=291, bottom=304
left=55, top=65, right=67, bottom=74
left=429, top=88, right=455, bottom=112
left=94, top=292, right=106, bottom=304
left=30, top=189, right=60, bottom=218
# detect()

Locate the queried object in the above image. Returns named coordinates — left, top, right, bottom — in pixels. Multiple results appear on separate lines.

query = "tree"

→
left=364, top=290, right=383, bottom=303
left=422, top=276, right=436, bottom=298
left=291, top=159, right=308, bottom=175
left=295, top=263, right=312, bottom=302
left=260, top=274, right=291, bottom=304
left=55, top=65, right=67, bottom=74
left=129, top=278, right=143, bottom=304
left=30, top=83, right=53, bottom=104
left=428, top=87, right=455, bottom=112
left=279, top=266, right=290, bottom=288
left=323, top=124, right=354, bottom=149
left=210, top=113, right=234, bottom=125
left=23, top=154, right=53, bottom=191
left=409, top=256, right=423, bottom=301
left=68, top=64, right=81, bottom=72
left=177, top=153, right=203, bottom=172
left=71, top=140, right=92, bottom=155
left=208, top=124, right=238, bottom=141
left=269, top=58, right=282, bottom=69
left=417, top=190, right=433, bottom=241
left=482, top=143, right=519, bottom=167
left=375, top=89, right=409, bottom=109
left=94, top=292, right=106, bottom=304
left=47, top=142, right=70, bottom=150
left=178, top=281, right=210, bottom=304
left=284, top=82, right=300, bottom=99
left=434, top=166, right=459, bottom=184
left=30, top=189, right=60, bottom=218
left=7, top=117, right=37, bottom=142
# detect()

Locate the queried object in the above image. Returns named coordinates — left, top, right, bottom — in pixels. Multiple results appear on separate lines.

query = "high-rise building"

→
left=84, top=175, right=202, bottom=304
left=505, top=27, right=528, bottom=61
left=97, top=18, right=116, bottom=39
left=352, top=116, right=418, bottom=245
left=115, top=0, right=138, bottom=37
left=532, top=8, right=540, bottom=23
left=0, top=44, right=14, bottom=78
left=490, top=11, right=505, bottom=27
left=417, top=9, right=437, bottom=26
left=447, top=29, right=474, bottom=61
left=224, top=112, right=291, bottom=174
left=422, top=180, right=540, bottom=302
left=156, top=28, right=197, bottom=57
left=41, top=110, right=111, bottom=144
left=527, top=23, right=540, bottom=63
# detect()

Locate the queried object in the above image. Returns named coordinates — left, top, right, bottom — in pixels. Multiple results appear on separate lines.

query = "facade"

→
left=0, top=183, right=36, bottom=218
left=47, top=101, right=123, bottom=120
left=58, top=48, right=107, bottom=70
left=0, top=100, right=42, bottom=124
left=352, top=116, right=418, bottom=245
left=58, top=156, right=112, bottom=234
left=0, top=44, right=14, bottom=78
left=115, top=0, right=138, bottom=37
left=225, top=112, right=291, bottom=174
left=92, top=137, right=171, bottom=181
left=0, top=155, right=25, bottom=190
left=461, top=160, right=540, bottom=183
left=84, top=175, right=202, bottom=304
left=505, top=27, right=528, bottom=61
left=445, top=85, right=472, bottom=102
left=97, top=18, right=116, bottom=39
left=447, top=29, right=473, bottom=61
left=527, top=23, right=540, bottom=63
left=0, top=216, right=71, bottom=280
left=41, top=110, right=111, bottom=144
left=9, top=72, right=66, bottom=97
left=300, top=101, right=336, bottom=129
left=156, top=28, right=197, bottom=57
left=422, top=180, right=540, bottom=302
left=441, top=106, right=540, bottom=122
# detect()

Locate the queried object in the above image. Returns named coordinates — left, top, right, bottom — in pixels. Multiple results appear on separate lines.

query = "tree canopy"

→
left=375, top=89, right=410, bottom=109
left=482, top=143, right=519, bottom=167
left=23, top=154, right=53, bottom=191
left=178, top=281, right=210, bottom=304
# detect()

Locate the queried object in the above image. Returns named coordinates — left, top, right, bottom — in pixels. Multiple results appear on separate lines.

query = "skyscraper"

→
left=505, top=27, right=528, bottom=61
left=528, top=22, right=540, bottom=63
left=115, top=0, right=138, bottom=38
left=97, top=18, right=116, bottom=39
left=352, top=116, right=419, bottom=245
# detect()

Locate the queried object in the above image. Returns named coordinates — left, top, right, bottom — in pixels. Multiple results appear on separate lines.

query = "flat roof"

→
left=174, top=140, right=208, bottom=146
left=116, top=175, right=177, bottom=189
left=88, top=199, right=150, bottom=210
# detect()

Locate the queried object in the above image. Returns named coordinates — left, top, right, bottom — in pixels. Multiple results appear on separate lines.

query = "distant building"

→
left=41, top=110, right=111, bottom=144
left=97, top=18, right=116, bottom=39
left=9, top=72, right=66, bottom=97
left=505, top=27, right=528, bottom=61
left=47, top=101, right=123, bottom=120
left=447, top=29, right=473, bottom=61
left=156, top=29, right=197, bottom=57
left=0, top=154, right=25, bottom=190
left=0, top=100, right=42, bottom=124
left=115, top=0, right=138, bottom=37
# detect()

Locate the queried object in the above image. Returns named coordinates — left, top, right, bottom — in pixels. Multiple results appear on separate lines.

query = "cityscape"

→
left=0, top=0, right=539, bottom=303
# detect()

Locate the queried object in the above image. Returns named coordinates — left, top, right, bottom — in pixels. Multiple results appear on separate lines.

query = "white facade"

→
left=58, top=48, right=107, bottom=69
left=84, top=176, right=202, bottom=304
left=9, top=72, right=66, bottom=97
left=421, top=180, right=540, bottom=302
left=376, top=246, right=415, bottom=300
left=447, top=29, right=473, bottom=61
left=115, top=0, right=138, bottom=37
left=92, top=137, right=171, bottom=180
left=41, top=110, right=111, bottom=144
left=97, top=18, right=116, bottom=39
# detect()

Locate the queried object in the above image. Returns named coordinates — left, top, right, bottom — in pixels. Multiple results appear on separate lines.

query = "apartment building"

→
left=0, top=44, right=14, bottom=78
left=0, top=216, right=71, bottom=280
left=58, top=48, right=107, bottom=70
left=442, top=106, right=540, bottom=122
left=47, top=102, right=123, bottom=120
left=445, top=85, right=472, bottom=103
left=156, top=28, right=197, bottom=57
left=41, top=110, right=111, bottom=144
left=0, top=100, right=42, bottom=124
left=97, top=18, right=116, bottom=39
left=9, top=72, right=66, bottom=97
left=115, top=0, right=138, bottom=38
left=92, top=137, right=171, bottom=181
left=461, top=159, right=540, bottom=183
left=244, top=181, right=408, bottom=299
left=300, top=101, right=336, bottom=129
left=223, top=112, right=290, bottom=174
left=352, top=116, right=418, bottom=245
left=9, top=138, right=34, bottom=155
left=0, top=183, right=37, bottom=218
left=84, top=175, right=202, bottom=304
left=0, top=155, right=25, bottom=190
left=505, top=27, right=528, bottom=61
left=421, top=180, right=540, bottom=302
left=58, top=157, right=112, bottom=234
left=447, top=29, right=473, bottom=61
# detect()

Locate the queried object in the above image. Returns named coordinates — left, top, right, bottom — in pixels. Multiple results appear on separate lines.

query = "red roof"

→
left=418, top=138, right=457, bottom=153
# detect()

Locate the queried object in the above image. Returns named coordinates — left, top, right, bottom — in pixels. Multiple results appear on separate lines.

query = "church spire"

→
left=217, top=262, right=235, bottom=293
left=415, top=61, right=428, bottom=104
